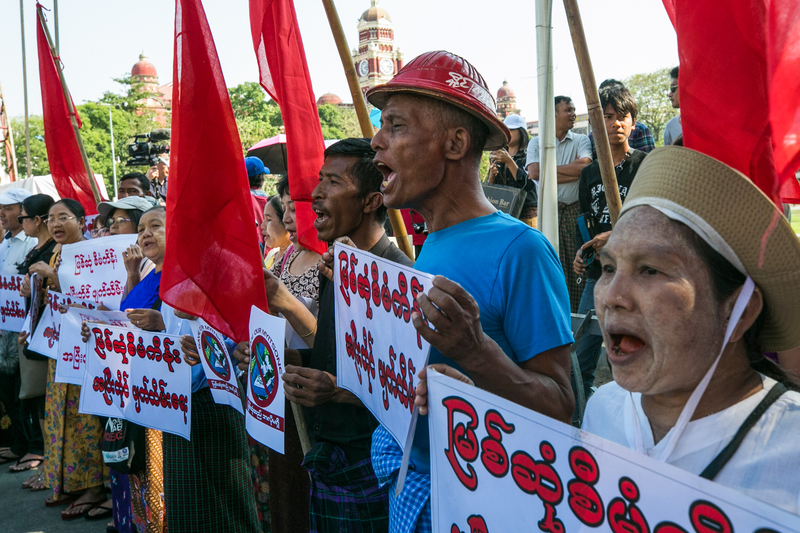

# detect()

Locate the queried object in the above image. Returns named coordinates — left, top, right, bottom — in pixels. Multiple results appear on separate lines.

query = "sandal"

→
left=62, top=498, right=106, bottom=521
left=45, top=494, right=77, bottom=507
left=22, top=471, right=38, bottom=488
left=9, top=455, right=43, bottom=472
left=0, top=450, right=20, bottom=464
left=85, top=499, right=114, bottom=521
left=29, top=471, right=47, bottom=491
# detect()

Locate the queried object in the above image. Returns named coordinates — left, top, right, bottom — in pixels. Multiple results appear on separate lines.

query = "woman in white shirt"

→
left=582, top=146, right=800, bottom=514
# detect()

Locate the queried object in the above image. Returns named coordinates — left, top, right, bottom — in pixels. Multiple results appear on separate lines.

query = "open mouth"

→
left=606, top=328, right=646, bottom=362
left=374, top=160, right=396, bottom=192
left=312, top=204, right=329, bottom=228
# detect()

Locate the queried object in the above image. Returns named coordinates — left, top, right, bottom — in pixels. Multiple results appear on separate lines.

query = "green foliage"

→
left=317, top=104, right=362, bottom=140
left=624, top=67, right=679, bottom=145
left=228, top=82, right=283, bottom=154
left=10, top=116, right=49, bottom=177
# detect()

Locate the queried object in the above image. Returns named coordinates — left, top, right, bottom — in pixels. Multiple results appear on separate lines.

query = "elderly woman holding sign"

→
left=581, top=147, right=800, bottom=513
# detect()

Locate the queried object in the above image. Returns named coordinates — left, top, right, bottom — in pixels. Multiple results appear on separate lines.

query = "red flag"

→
left=249, top=0, right=327, bottom=254
left=662, top=0, right=800, bottom=205
left=161, top=0, right=268, bottom=342
left=36, top=5, right=103, bottom=215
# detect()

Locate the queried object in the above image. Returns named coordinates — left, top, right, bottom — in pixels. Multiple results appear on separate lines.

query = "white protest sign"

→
left=80, top=325, right=192, bottom=439
left=190, top=319, right=243, bottom=415
left=29, top=291, right=96, bottom=359
left=55, top=308, right=132, bottom=385
left=0, top=273, right=29, bottom=332
left=334, top=242, right=433, bottom=451
left=245, top=306, right=286, bottom=453
left=426, top=370, right=800, bottom=533
left=59, top=234, right=137, bottom=310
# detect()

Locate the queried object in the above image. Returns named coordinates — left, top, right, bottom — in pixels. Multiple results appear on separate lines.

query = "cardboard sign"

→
left=29, top=291, right=96, bottom=359
left=190, top=319, right=243, bottom=415
left=245, top=306, right=286, bottom=453
left=334, top=242, right=434, bottom=451
left=59, top=234, right=137, bottom=310
left=79, top=325, right=192, bottom=439
left=55, top=308, right=132, bottom=385
left=426, top=370, right=800, bottom=533
left=0, top=273, right=29, bottom=332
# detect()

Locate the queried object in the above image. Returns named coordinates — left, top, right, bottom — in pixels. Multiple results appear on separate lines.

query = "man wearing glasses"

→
left=0, top=188, right=36, bottom=468
left=664, top=65, right=682, bottom=146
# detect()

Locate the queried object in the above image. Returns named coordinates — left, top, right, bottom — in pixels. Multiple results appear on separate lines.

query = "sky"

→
left=0, top=0, right=678, bottom=124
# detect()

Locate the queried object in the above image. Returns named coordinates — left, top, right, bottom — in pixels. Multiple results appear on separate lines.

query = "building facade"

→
left=351, top=1, right=404, bottom=100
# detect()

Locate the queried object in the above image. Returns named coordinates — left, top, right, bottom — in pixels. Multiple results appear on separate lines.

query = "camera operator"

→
left=146, top=156, right=169, bottom=203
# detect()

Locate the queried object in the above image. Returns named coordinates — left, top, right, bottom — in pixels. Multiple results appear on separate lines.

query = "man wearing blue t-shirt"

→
left=367, top=50, right=574, bottom=533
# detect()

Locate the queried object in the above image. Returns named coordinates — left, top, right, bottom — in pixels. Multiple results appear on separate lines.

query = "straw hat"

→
left=620, top=146, right=800, bottom=352
left=366, top=50, right=510, bottom=150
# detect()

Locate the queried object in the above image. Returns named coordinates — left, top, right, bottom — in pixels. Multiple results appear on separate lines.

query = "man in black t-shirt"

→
left=573, top=86, right=647, bottom=401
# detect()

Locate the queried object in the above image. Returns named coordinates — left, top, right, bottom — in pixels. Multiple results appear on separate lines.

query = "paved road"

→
left=0, top=467, right=107, bottom=533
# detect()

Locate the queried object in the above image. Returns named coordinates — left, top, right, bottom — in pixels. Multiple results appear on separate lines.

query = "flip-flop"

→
left=9, top=456, right=42, bottom=472
left=0, top=452, right=21, bottom=464
left=45, top=494, right=77, bottom=507
left=22, top=471, right=38, bottom=488
left=25, top=471, right=47, bottom=491
left=85, top=500, right=114, bottom=521
left=62, top=499, right=106, bottom=521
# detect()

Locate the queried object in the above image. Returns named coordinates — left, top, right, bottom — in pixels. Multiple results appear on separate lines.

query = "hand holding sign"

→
left=283, top=366, right=343, bottom=408
left=180, top=335, right=201, bottom=366
left=231, top=341, right=250, bottom=372
left=125, top=308, right=165, bottom=331
left=414, top=364, right=474, bottom=416
left=412, top=275, right=492, bottom=366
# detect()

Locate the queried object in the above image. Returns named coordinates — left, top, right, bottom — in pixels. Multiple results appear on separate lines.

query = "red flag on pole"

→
left=249, top=0, right=328, bottom=254
left=36, top=7, right=102, bottom=215
left=161, top=0, right=268, bottom=342
left=662, top=0, right=800, bottom=205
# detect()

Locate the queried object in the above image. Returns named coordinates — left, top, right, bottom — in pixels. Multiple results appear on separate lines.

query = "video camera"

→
left=126, top=129, right=171, bottom=167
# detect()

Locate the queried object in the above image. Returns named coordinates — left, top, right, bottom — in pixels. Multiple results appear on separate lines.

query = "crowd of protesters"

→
left=0, top=49, right=799, bottom=533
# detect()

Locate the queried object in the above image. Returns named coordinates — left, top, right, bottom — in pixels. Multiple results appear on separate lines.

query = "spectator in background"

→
left=0, top=189, right=36, bottom=470
left=573, top=86, right=647, bottom=404
left=663, top=66, right=682, bottom=146
left=588, top=79, right=655, bottom=157
left=246, top=157, right=270, bottom=245
left=117, top=172, right=153, bottom=199
left=146, top=156, right=169, bottom=201
left=527, top=95, right=592, bottom=312
left=262, top=194, right=291, bottom=273
left=489, top=114, right=538, bottom=227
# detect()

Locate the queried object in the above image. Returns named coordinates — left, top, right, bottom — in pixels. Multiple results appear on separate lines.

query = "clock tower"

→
left=351, top=1, right=403, bottom=100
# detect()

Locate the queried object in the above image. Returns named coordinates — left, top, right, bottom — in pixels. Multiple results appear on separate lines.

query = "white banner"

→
left=55, top=308, right=132, bottom=385
left=80, top=325, right=192, bottom=439
left=334, top=242, right=433, bottom=451
left=190, top=319, right=243, bottom=415
left=427, top=370, right=800, bottom=533
left=20, top=273, right=43, bottom=336
left=29, top=291, right=96, bottom=359
left=59, top=234, right=137, bottom=310
left=0, top=273, right=29, bottom=332
left=245, top=306, right=286, bottom=453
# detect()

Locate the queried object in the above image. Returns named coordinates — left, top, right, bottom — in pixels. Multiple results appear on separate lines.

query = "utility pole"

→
left=100, top=104, right=118, bottom=199
left=20, top=0, right=31, bottom=178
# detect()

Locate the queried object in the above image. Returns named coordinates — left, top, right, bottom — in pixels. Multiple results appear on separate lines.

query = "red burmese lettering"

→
left=607, top=477, right=650, bottom=533
left=451, top=515, right=490, bottom=533
left=338, top=250, right=352, bottom=306
left=161, top=337, right=181, bottom=372
left=442, top=396, right=480, bottom=491
left=567, top=446, right=604, bottom=527
left=653, top=523, right=689, bottom=533
left=480, top=409, right=515, bottom=478
left=689, top=501, right=732, bottom=533
left=112, top=334, right=129, bottom=363
left=357, top=261, right=372, bottom=319
left=378, top=346, right=415, bottom=412
left=391, top=272, right=411, bottom=322
left=344, top=321, right=375, bottom=393
left=370, top=261, right=381, bottom=307
left=510, top=442, right=563, bottom=505
left=381, top=271, right=391, bottom=312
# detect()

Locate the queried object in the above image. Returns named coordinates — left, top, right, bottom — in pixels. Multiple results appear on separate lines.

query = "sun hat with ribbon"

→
left=366, top=50, right=510, bottom=151
left=620, top=146, right=800, bottom=352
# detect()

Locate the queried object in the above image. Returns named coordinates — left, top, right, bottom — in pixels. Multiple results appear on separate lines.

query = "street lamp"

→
left=98, top=103, right=117, bottom=199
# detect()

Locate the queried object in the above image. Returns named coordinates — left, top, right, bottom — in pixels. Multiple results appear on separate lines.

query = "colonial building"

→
left=130, top=53, right=172, bottom=126
left=351, top=1, right=404, bottom=100
left=496, top=80, right=520, bottom=118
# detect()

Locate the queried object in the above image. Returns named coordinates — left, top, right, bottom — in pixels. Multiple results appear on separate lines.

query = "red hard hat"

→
left=366, top=51, right=510, bottom=150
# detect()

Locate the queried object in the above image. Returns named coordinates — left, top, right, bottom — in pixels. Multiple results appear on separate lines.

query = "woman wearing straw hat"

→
left=582, top=146, right=800, bottom=513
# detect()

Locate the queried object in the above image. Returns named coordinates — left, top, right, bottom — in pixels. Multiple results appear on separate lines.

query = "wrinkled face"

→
left=555, top=100, right=577, bottom=132
left=262, top=201, right=289, bottom=249
left=371, top=94, right=448, bottom=210
left=603, top=104, right=634, bottom=147
left=108, top=208, right=137, bottom=235
left=138, top=210, right=166, bottom=265
left=47, top=203, right=84, bottom=244
left=668, top=77, right=680, bottom=108
left=594, top=207, right=725, bottom=396
left=0, top=203, right=21, bottom=233
left=281, top=192, right=298, bottom=246
left=312, top=156, right=368, bottom=242
left=118, top=178, right=146, bottom=199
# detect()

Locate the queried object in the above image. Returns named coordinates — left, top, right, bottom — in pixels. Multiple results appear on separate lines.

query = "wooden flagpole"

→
left=37, top=5, right=102, bottom=206
left=0, top=82, right=19, bottom=182
left=320, top=0, right=414, bottom=260
left=562, top=0, right=622, bottom=225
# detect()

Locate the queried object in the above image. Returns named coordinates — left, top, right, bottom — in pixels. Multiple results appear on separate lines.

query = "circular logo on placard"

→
left=249, top=334, right=279, bottom=408
left=200, top=330, right=230, bottom=380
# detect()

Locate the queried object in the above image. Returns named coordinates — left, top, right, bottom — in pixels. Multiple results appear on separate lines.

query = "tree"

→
left=624, top=67, right=679, bottom=145
left=228, top=82, right=283, bottom=154
left=317, top=104, right=362, bottom=140
left=11, top=116, right=49, bottom=177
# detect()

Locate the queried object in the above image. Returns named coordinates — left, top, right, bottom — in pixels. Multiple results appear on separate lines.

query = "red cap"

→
left=366, top=51, right=510, bottom=150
